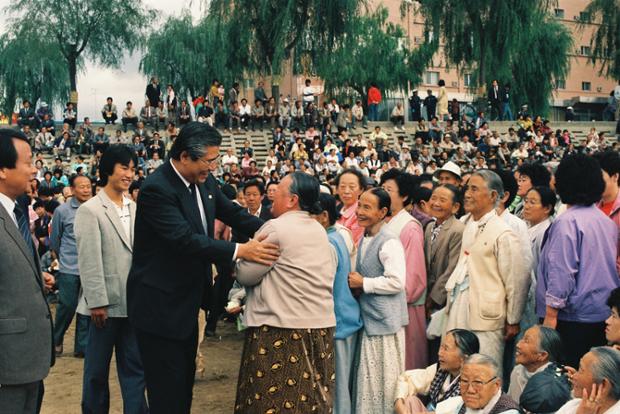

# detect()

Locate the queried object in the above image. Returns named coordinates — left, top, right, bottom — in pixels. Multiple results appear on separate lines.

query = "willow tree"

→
left=6, top=0, right=155, bottom=109
left=510, top=13, right=573, bottom=115
left=141, top=13, right=240, bottom=98
left=581, top=0, right=620, bottom=81
left=421, top=0, right=555, bottom=89
left=208, top=0, right=363, bottom=98
left=312, top=7, right=436, bottom=108
left=0, top=29, right=70, bottom=122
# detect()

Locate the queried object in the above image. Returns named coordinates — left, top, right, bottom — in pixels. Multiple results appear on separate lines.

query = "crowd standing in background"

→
left=1, top=76, right=620, bottom=414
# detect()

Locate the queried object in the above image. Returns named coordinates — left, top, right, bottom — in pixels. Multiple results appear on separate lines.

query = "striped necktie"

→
left=14, top=204, right=37, bottom=260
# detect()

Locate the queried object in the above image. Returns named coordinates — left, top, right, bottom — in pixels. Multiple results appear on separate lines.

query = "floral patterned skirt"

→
left=234, top=325, right=336, bottom=414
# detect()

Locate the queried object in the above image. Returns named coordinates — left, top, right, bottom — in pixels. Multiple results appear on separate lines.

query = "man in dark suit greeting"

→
left=127, top=122, right=279, bottom=414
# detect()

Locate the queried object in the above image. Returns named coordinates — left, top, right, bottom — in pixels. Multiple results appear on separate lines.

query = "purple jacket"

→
left=536, top=205, right=620, bottom=323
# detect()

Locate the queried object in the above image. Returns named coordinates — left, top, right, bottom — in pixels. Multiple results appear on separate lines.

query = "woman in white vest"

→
left=381, top=168, right=429, bottom=370
left=348, top=187, right=409, bottom=413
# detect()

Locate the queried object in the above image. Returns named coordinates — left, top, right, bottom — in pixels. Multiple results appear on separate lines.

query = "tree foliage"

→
left=421, top=0, right=554, bottom=87
left=6, top=0, right=156, bottom=95
left=140, top=13, right=242, bottom=97
left=310, top=7, right=436, bottom=105
left=422, top=0, right=572, bottom=115
left=510, top=12, right=573, bottom=115
left=581, top=0, right=620, bottom=81
left=208, top=0, right=363, bottom=78
left=0, top=28, right=70, bottom=121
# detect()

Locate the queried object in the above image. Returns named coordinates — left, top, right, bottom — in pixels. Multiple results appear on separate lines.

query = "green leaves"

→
left=311, top=6, right=436, bottom=104
left=421, top=0, right=572, bottom=116
left=6, top=0, right=155, bottom=92
left=582, top=0, right=620, bottom=81
left=0, top=27, right=69, bottom=120
left=139, top=12, right=241, bottom=97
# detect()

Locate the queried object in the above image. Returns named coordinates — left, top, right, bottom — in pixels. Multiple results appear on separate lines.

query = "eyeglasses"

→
left=198, top=155, right=221, bottom=166
left=460, top=376, right=497, bottom=390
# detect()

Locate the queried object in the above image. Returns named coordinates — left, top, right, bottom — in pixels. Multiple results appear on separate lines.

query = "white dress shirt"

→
left=170, top=160, right=239, bottom=259
left=0, top=191, right=18, bottom=227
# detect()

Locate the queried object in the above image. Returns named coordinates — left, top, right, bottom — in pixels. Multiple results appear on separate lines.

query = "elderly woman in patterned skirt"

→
left=234, top=172, right=337, bottom=413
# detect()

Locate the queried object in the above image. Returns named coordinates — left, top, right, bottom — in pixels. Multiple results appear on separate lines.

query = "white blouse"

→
left=360, top=236, right=406, bottom=295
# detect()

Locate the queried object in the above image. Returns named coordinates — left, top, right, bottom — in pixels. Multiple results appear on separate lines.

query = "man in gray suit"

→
left=0, top=128, right=55, bottom=413
left=75, top=145, right=148, bottom=413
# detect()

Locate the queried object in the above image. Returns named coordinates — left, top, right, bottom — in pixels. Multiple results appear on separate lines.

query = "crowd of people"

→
left=1, top=75, right=620, bottom=414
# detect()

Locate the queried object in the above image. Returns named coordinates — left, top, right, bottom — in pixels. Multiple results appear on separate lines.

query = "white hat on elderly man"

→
left=433, top=161, right=462, bottom=180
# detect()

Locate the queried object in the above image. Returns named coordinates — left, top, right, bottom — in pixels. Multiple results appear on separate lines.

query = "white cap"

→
left=433, top=161, right=462, bottom=179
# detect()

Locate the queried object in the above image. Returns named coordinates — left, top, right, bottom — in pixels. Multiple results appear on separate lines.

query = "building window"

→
left=579, top=11, right=590, bottom=22
left=464, top=73, right=473, bottom=87
left=580, top=46, right=591, bottom=56
left=554, top=8, right=565, bottom=18
left=424, top=71, right=439, bottom=85
left=582, top=81, right=591, bottom=91
left=556, top=79, right=566, bottom=89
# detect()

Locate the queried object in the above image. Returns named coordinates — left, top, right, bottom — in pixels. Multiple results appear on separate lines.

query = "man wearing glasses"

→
left=127, top=122, right=279, bottom=414
left=454, top=354, right=520, bottom=414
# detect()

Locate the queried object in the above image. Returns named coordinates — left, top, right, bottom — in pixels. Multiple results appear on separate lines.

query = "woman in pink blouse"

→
left=336, top=168, right=366, bottom=245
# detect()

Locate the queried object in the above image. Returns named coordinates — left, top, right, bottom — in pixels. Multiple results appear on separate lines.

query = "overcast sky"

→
left=0, top=0, right=202, bottom=121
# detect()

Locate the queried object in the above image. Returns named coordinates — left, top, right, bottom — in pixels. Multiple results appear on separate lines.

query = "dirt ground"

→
left=41, top=304, right=244, bottom=414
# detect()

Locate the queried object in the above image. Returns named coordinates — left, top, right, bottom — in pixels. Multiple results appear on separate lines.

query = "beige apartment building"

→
left=257, top=0, right=617, bottom=121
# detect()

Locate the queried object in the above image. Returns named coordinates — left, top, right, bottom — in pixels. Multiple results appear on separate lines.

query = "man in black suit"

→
left=127, top=122, right=279, bottom=414
left=488, top=79, right=501, bottom=120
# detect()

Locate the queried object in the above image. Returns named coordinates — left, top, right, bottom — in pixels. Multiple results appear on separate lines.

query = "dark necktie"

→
left=189, top=184, right=206, bottom=233
left=14, top=204, right=37, bottom=260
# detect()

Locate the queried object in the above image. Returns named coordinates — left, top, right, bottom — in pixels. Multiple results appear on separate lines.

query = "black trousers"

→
left=135, top=326, right=198, bottom=414
left=556, top=320, right=606, bottom=368
left=206, top=261, right=234, bottom=333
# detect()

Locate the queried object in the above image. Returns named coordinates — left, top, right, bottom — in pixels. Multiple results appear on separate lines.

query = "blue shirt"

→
left=328, top=228, right=363, bottom=339
left=536, top=205, right=619, bottom=322
left=50, top=197, right=81, bottom=275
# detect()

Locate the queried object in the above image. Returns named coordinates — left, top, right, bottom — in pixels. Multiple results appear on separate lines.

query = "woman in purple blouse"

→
left=537, top=153, right=620, bottom=368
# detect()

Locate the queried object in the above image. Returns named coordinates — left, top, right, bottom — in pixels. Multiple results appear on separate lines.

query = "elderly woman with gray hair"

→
left=507, top=325, right=563, bottom=402
left=556, top=347, right=620, bottom=414
left=443, top=170, right=530, bottom=373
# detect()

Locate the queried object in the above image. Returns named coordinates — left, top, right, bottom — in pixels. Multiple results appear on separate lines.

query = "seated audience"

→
left=395, top=329, right=480, bottom=414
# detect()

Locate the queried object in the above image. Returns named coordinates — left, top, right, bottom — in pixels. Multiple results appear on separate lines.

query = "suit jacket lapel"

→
left=0, top=205, right=41, bottom=279
left=98, top=191, right=133, bottom=252
left=431, top=216, right=454, bottom=263
left=162, top=162, right=205, bottom=235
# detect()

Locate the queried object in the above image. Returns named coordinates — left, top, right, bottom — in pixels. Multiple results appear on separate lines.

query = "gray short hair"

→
left=472, top=170, right=504, bottom=208
left=590, top=347, right=620, bottom=400
left=464, top=353, right=500, bottom=377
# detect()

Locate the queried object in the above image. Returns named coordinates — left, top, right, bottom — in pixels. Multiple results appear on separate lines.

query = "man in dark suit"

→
left=0, top=128, right=55, bottom=413
left=127, top=122, right=279, bottom=414
left=146, top=76, right=161, bottom=109
left=18, top=100, right=37, bottom=129
left=488, top=79, right=501, bottom=120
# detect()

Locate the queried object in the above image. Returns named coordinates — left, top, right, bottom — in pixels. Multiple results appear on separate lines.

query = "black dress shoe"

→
left=73, top=351, right=85, bottom=358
